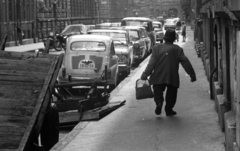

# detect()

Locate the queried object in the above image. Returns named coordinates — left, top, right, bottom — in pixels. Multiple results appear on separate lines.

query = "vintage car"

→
left=61, top=24, right=89, bottom=36
left=58, top=35, right=119, bottom=90
left=164, top=19, right=176, bottom=30
left=87, top=29, right=133, bottom=77
left=121, top=17, right=156, bottom=47
left=153, top=21, right=164, bottom=43
left=110, top=26, right=151, bottom=64
left=95, top=22, right=121, bottom=29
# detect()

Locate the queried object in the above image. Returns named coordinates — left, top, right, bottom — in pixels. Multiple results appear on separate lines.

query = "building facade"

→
left=194, top=0, right=240, bottom=151
left=0, top=0, right=98, bottom=46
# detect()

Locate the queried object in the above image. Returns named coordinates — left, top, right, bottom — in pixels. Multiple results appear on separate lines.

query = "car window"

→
left=123, top=20, right=147, bottom=26
left=128, top=30, right=140, bottom=40
left=164, top=19, right=175, bottom=25
left=62, top=25, right=88, bottom=34
left=110, top=42, right=115, bottom=55
left=70, top=41, right=106, bottom=51
left=89, top=32, right=127, bottom=43
left=153, top=23, right=162, bottom=28
left=140, top=29, right=148, bottom=38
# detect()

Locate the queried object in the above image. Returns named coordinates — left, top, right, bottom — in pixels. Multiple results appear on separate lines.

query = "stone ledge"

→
left=213, top=81, right=223, bottom=112
left=224, top=111, right=236, bottom=151
left=233, top=142, right=239, bottom=151
left=217, top=94, right=230, bottom=132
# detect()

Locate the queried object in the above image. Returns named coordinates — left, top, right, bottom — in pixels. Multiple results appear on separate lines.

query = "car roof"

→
left=88, top=29, right=127, bottom=33
left=65, top=24, right=86, bottom=27
left=69, top=34, right=112, bottom=41
left=122, top=17, right=152, bottom=21
left=153, top=21, right=162, bottom=25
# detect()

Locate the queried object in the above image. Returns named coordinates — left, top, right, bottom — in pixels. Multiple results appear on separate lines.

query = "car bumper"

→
left=57, top=76, right=110, bottom=87
left=164, top=26, right=176, bottom=30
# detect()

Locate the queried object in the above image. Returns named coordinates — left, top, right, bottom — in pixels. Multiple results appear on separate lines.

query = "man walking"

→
left=141, top=29, right=196, bottom=116
left=181, top=21, right=187, bottom=42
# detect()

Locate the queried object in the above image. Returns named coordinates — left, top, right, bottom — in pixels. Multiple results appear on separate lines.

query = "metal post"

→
left=53, top=0, right=58, bottom=33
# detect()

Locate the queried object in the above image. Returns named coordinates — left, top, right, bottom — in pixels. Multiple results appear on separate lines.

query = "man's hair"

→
left=164, top=38, right=174, bottom=43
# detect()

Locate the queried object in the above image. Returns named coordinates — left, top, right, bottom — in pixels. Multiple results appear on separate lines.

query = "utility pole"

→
left=53, top=0, right=58, bottom=33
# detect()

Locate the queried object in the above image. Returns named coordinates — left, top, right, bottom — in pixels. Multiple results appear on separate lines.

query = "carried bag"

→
left=135, top=79, right=154, bottom=100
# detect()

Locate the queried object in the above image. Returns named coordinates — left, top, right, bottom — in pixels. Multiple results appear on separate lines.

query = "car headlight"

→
left=117, top=54, right=128, bottom=64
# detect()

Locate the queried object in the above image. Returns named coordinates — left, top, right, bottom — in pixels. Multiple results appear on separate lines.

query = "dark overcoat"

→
left=141, top=43, right=196, bottom=88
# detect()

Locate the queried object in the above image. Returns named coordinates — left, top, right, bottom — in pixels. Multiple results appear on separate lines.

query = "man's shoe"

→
left=166, top=110, right=177, bottom=116
left=155, top=103, right=162, bottom=115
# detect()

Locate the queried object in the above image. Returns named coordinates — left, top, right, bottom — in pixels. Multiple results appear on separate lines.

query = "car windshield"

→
left=153, top=23, right=162, bottom=28
left=89, top=32, right=127, bottom=43
left=164, top=19, right=175, bottom=25
left=70, top=41, right=106, bottom=51
left=61, top=25, right=88, bottom=35
left=128, top=30, right=139, bottom=41
left=124, top=20, right=148, bottom=26
left=154, top=28, right=162, bottom=31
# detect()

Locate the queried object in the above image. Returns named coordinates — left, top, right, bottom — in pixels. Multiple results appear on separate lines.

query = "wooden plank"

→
left=0, top=52, right=63, bottom=150
left=0, top=126, right=26, bottom=137
left=0, top=70, right=49, bottom=78
left=0, top=59, right=52, bottom=73
left=18, top=54, right=63, bottom=151
left=34, top=54, right=64, bottom=134
left=0, top=135, right=22, bottom=149
left=0, top=86, right=41, bottom=101
left=0, top=81, right=43, bottom=87
left=0, top=75, right=46, bottom=83
left=0, top=106, right=35, bottom=117
left=0, top=51, right=54, bottom=60
left=0, top=115, right=30, bottom=127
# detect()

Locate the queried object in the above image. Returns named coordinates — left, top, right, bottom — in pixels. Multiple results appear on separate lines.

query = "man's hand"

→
left=191, top=76, right=196, bottom=82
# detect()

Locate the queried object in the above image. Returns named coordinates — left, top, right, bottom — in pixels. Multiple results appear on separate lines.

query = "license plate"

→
left=79, top=63, right=94, bottom=69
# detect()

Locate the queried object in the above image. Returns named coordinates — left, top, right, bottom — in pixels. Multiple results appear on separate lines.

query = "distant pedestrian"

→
left=176, top=20, right=182, bottom=30
left=181, top=21, right=187, bottom=42
left=141, top=29, right=196, bottom=116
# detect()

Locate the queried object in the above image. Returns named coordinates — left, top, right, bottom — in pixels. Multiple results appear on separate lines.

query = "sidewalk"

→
left=4, top=42, right=44, bottom=52
left=51, top=27, right=225, bottom=151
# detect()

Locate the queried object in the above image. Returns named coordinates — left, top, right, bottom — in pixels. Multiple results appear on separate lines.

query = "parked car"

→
left=95, top=22, right=121, bottom=29
left=156, top=16, right=165, bottom=25
left=87, top=29, right=133, bottom=77
left=164, top=19, right=176, bottom=30
left=58, top=35, right=119, bottom=90
left=121, top=17, right=156, bottom=47
left=110, top=26, right=151, bottom=64
left=153, top=21, right=164, bottom=43
left=61, top=24, right=88, bottom=36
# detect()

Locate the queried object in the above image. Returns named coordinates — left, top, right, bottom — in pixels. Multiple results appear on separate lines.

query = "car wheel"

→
left=53, top=39, right=63, bottom=51
left=160, top=40, right=163, bottom=43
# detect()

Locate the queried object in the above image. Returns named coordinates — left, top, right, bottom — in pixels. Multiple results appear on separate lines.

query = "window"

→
left=129, top=30, right=140, bottom=40
left=71, top=41, right=106, bottom=52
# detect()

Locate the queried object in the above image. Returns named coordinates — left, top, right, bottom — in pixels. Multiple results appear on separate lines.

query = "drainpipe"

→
left=209, top=8, right=218, bottom=100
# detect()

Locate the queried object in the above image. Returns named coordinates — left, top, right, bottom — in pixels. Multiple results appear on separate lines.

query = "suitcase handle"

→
left=135, top=79, right=150, bottom=88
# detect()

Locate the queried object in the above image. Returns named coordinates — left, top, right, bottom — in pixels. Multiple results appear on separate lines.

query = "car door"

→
left=109, top=42, right=118, bottom=80
left=140, top=28, right=151, bottom=53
